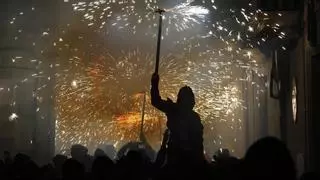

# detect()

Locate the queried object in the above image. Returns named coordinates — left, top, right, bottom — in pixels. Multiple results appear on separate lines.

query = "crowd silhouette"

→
left=0, top=74, right=318, bottom=180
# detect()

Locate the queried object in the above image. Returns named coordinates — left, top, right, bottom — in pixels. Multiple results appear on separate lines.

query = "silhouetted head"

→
left=62, top=159, right=85, bottom=180
left=92, top=156, right=114, bottom=179
left=12, top=154, right=39, bottom=180
left=71, top=144, right=88, bottom=160
left=125, top=150, right=144, bottom=166
left=177, top=86, right=195, bottom=109
left=53, top=154, right=68, bottom=169
left=3, top=151, right=12, bottom=164
left=244, top=137, right=296, bottom=180
left=4, top=151, right=10, bottom=157
left=14, top=153, right=31, bottom=164
left=94, top=148, right=106, bottom=158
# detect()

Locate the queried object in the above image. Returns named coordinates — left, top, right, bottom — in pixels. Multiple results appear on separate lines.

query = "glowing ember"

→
left=9, top=113, right=19, bottom=122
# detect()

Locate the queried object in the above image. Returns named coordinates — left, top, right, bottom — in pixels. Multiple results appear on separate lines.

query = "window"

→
left=292, top=78, right=297, bottom=123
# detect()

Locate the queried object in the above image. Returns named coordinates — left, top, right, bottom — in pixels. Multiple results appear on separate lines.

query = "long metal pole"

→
left=155, top=12, right=164, bottom=75
left=140, top=92, right=147, bottom=140
left=159, top=117, right=162, bottom=142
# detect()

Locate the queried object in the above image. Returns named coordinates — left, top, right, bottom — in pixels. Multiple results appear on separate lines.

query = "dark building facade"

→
left=258, top=0, right=320, bottom=174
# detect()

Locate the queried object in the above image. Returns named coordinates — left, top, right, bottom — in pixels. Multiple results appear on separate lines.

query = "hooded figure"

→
left=151, top=73, right=204, bottom=163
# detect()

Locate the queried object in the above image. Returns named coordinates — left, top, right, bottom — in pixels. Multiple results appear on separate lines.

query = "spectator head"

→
left=244, top=137, right=296, bottom=180
left=92, top=156, right=114, bottom=179
left=62, top=159, right=85, bottom=180
left=94, top=148, right=106, bottom=158
left=71, top=144, right=88, bottom=160
left=53, top=154, right=68, bottom=168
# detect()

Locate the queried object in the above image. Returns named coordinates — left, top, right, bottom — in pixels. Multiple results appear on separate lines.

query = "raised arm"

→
left=150, top=73, right=173, bottom=113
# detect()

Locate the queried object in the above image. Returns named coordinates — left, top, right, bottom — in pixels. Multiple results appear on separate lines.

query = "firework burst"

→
left=2, top=0, right=286, bottom=156
left=70, top=0, right=211, bottom=35
left=53, top=41, right=259, bottom=154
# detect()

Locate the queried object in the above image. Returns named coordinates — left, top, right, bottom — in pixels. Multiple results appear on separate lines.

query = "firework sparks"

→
left=3, top=0, right=287, bottom=156
left=165, top=0, right=209, bottom=18
left=70, top=0, right=211, bottom=34
left=52, top=44, right=257, bottom=153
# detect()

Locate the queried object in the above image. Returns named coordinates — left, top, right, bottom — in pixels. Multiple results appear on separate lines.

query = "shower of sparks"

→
left=161, top=1, right=210, bottom=34
left=68, top=0, right=285, bottom=48
left=70, top=0, right=210, bottom=34
left=54, top=49, right=172, bottom=151
left=54, top=48, right=250, bottom=153
left=2, top=0, right=288, bottom=156
left=166, top=1, right=210, bottom=17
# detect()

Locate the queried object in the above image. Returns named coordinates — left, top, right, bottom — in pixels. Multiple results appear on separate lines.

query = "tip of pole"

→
left=155, top=8, right=165, bottom=14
